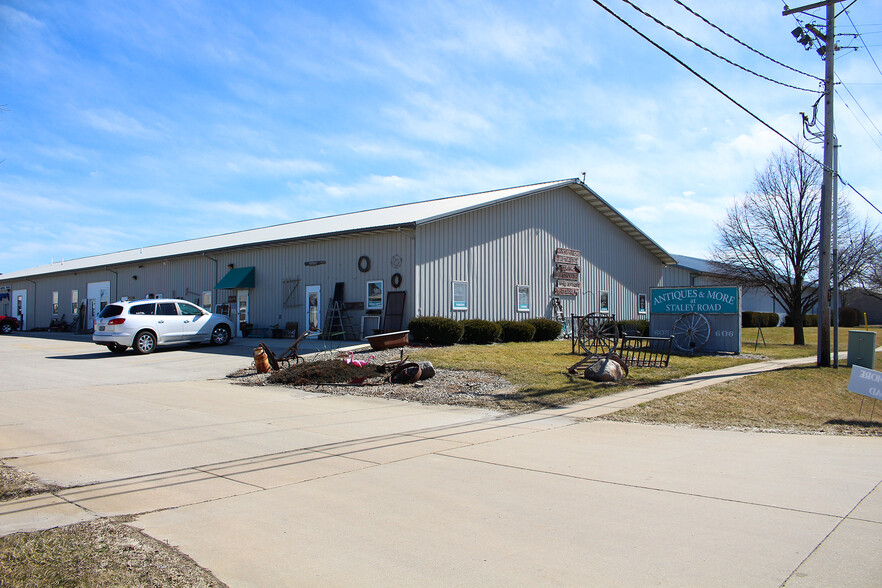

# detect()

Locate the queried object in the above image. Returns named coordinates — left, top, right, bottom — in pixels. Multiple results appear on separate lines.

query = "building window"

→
left=599, top=291, right=609, bottom=313
left=517, top=285, right=530, bottom=312
left=637, top=293, right=647, bottom=315
left=201, top=290, right=212, bottom=310
left=452, top=281, right=468, bottom=310
left=51, top=291, right=59, bottom=315
left=71, top=290, right=79, bottom=314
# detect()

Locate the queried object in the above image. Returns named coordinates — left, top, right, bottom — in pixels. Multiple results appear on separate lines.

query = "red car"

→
left=0, top=315, right=20, bottom=334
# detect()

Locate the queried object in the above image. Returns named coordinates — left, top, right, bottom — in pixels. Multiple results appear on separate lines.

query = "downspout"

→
left=106, top=267, right=118, bottom=301
left=203, top=252, right=219, bottom=311
left=26, top=279, right=37, bottom=330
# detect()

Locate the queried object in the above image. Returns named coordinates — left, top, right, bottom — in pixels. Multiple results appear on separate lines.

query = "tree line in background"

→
left=711, top=141, right=880, bottom=346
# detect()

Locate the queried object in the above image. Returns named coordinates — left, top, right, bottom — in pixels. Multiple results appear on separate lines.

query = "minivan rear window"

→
left=98, top=304, right=124, bottom=318
left=130, top=303, right=156, bottom=315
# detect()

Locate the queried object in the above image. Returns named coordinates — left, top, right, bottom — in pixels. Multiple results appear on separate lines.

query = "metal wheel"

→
left=0, top=322, right=13, bottom=335
left=671, top=312, right=711, bottom=352
left=577, top=313, right=619, bottom=357
left=134, top=331, right=157, bottom=355
left=211, top=324, right=231, bottom=345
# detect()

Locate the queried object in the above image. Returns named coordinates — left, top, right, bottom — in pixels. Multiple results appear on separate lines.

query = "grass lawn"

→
left=406, top=339, right=757, bottom=412
left=404, top=325, right=868, bottom=412
left=741, top=325, right=882, bottom=359
left=604, top=350, right=882, bottom=436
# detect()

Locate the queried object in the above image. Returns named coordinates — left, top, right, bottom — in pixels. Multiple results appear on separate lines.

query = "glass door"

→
left=237, top=289, right=249, bottom=337
left=306, top=285, right=321, bottom=335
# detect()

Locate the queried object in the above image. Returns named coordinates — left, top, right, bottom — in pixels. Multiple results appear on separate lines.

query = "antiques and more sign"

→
left=553, top=247, right=581, bottom=297
left=649, top=286, right=742, bottom=354
left=651, top=286, right=739, bottom=315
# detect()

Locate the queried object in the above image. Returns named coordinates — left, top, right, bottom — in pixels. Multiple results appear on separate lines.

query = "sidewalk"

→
left=541, top=353, right=830, bottom=419
left=2, top=339, right=880, bottom=586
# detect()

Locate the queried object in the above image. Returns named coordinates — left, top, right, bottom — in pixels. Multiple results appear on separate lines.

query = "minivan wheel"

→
left=210, top=325, right=231, bottom=346
left=134, top=331, right=157, bottom=355
left=107, top=343, right=128, bottom=354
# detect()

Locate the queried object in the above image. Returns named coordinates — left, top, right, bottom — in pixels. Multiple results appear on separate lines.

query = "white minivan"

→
left=93, top=298, right=234, bottom=354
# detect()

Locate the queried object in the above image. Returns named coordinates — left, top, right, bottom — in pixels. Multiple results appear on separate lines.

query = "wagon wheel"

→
left=577, top=313, right=619, bottom=357
left=671, top=312, right=711, bottom=353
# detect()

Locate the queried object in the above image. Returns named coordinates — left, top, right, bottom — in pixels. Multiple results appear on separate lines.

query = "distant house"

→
left=0, top=179, right=675, bottom=336
left=663, top=254, right=787, bottom=322
left=842, top=289, right=882, bottom=325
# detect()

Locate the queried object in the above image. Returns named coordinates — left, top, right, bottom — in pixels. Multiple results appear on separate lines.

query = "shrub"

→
left=496, top=320, right=536, bottom=343
left=762, top=312, right=781, bottom=327
left=786, top=314, right=818, bottom=327
left=840, top=306, right=862, bottom=328
left=742, top=311, right=760, bottom=328
left=525, top=318, right=562, bottom=341
left=616, top=319, right=649, bottom=336
left=459, top=319, right=502, bottom=344
left=408, top=316, right=463, bottom=346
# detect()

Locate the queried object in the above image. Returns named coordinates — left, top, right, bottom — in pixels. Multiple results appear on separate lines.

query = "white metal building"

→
left=0, top=179, right=676, bottom=337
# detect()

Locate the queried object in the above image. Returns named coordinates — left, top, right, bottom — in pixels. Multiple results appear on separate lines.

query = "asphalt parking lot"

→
left=2, top=333, right=881, bottom=586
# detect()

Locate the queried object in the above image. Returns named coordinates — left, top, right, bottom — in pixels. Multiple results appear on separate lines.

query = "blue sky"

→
left=1, top=0, right=880, bottom=273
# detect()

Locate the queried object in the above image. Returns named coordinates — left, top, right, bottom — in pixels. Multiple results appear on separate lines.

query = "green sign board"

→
left=651, top=286, right=739, bottom=315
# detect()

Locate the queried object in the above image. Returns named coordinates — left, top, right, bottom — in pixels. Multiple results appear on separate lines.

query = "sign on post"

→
left=848, top=365, right=882, bottom=401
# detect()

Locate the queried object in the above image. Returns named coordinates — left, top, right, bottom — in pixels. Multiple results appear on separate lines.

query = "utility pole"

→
left=784, top=0, right=838, bottom=367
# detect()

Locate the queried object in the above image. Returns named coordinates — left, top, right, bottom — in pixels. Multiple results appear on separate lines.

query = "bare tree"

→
left=711, top=143, right=876, bottom=345
left=854, top=234, right=882, bottom=301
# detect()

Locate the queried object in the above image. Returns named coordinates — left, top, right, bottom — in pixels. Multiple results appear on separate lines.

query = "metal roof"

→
left=670, top=254, right=718, bottom=274
left=1, top=179, right=674, bottom=279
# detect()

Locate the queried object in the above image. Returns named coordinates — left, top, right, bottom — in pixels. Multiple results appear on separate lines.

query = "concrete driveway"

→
left=1, top=334, right=880, bottom=586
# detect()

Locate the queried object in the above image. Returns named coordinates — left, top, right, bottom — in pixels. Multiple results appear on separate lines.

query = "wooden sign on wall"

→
left=553, top=248, right=581, bottom=295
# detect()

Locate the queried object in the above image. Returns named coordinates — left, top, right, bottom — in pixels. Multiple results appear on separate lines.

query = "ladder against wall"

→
left=323, top=282, right=356, bottom=340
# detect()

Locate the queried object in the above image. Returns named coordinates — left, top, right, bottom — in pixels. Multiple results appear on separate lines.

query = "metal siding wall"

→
left=0, top=229, right=416, bottom=333
left=416, top=186, right=664, bottom=321
left=662, top=266, right=695, bottom=287
left=214, top=230, right=415, bottom=331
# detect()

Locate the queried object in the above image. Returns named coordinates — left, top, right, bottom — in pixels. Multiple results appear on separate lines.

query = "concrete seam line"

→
left=439, top=453, right=847, bottom=521
left=779, top=477, right=882, bottom=587
left=191, top=467, right=267, bottom=491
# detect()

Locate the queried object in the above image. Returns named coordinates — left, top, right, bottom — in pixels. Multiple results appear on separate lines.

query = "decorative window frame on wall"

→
left=637, top=293, right=647, bottom=315
left=202, top=290, right=213, bottom=311
left=517, top=285, right=530, bottom=312
left=599, top=290, right=610, bottom=313
left=51, top=291, right=59, bottom=315
left=367, top=280, right=384, bottom=311
left=71, top=290, right=79, bottom=315
left=452, top=281, right=469, bottom=311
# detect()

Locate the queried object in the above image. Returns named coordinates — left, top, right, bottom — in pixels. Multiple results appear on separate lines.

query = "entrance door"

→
left=237, top=289, right=249, bottom=337
left=86, top=281, right=111, bottom=330
left=12, top=289, right=27, bottom=331
left=306, top=285, right=321, bottom=334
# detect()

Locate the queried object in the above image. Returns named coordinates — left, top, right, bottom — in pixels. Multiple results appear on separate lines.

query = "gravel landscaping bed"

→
left=228, top=346, right=518, bottom=411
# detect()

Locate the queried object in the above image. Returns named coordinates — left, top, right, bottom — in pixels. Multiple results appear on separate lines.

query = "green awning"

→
left=216, top=266, right=255, bottom=289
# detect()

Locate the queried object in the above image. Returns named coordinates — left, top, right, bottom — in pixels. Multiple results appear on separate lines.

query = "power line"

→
left=845, top=9, right=882, bottom=78
left=835, top=73, right=882, bottom=142
left=589, top=0, right=882, bottom=217
left=836, top=88, right=882, bottom=154
left=617, top=0, right=821, bottom=92
left=672, top=0, right=823, bottom=82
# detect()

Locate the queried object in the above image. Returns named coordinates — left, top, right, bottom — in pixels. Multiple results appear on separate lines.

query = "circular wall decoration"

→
left=358, top=255, right=371, bottom=273
left=391, top=254, right=402, bottom=269
left=391, top=273, right=402, bottom=288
